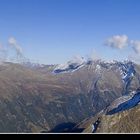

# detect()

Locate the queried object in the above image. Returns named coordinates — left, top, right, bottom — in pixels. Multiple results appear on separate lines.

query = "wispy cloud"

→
left=128, top=54, right=140, bottom=64
left=130, top=40, right=140, bottom=54
left=8, top=37, right=23, bottom=57
left=69, top=55, right=85, bottom=64
left=87, top=50, right=101, bottom=61
left=105, top=35, right=128, bottom=49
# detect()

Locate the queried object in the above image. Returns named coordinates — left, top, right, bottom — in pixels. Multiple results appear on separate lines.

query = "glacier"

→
left=106, top=89, right=140, bottom=115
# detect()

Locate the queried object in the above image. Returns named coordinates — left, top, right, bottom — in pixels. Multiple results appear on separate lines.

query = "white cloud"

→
left=105, top=35, right=128, bottom=49
left=130, top=40, right=140, bottom=54
left=8, top=37, right=23, bottom=56
left=128, top=54, right=140, bottom=64
left=69, top=55, right=85, bottom=64
left=87, top=50, right=101, bottom=61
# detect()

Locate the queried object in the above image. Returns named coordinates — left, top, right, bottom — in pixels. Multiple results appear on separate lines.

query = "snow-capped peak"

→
left=53, top=56, right=86, bottom=74
left=53, top=55, right=136, bottom=76
left=117, top=61, right=135, bottom=83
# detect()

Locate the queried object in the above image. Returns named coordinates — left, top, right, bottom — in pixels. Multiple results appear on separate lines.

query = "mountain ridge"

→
left=0, top=59, right=139, bottom=132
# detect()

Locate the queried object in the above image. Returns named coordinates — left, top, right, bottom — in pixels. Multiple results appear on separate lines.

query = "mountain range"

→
left=0, top=59, right=140, bottom=133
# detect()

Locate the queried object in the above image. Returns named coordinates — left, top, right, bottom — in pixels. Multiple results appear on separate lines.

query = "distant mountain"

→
left=0, top=59, right=140, bottom=133
left=53, top=56, right=85, bottom=73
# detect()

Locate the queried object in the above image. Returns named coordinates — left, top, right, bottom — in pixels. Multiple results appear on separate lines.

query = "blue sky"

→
left=0, top=0, right=140, bottom=64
